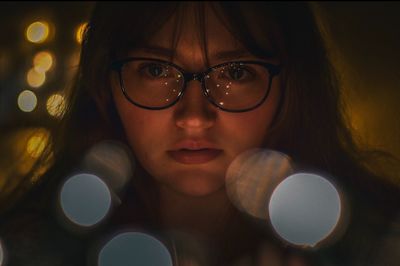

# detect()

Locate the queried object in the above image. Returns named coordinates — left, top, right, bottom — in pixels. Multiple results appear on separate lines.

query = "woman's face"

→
left=112, top=7, right=281, bottom=197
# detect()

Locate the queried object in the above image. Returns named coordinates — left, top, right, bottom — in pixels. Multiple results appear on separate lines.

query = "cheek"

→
left=221, top=78, right=281, bottom=148
left=111, top=79, right=167, bottom=157
left=114, top=98, right=170, bottom=150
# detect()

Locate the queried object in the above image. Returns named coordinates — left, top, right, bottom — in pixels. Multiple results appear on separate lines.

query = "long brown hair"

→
left=3, top=2, right=398, bottom=220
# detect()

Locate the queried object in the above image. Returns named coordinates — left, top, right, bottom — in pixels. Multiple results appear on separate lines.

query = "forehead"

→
left=134, top=4, right=249, bottom=64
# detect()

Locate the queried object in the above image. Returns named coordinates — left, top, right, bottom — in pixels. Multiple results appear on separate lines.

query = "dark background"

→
left=0, top=2, right=399, bottom=189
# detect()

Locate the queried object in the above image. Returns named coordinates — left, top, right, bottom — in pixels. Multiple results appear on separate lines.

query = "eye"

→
left=219, top=63, right=254, bottom=82
left=228, top=67, right=247, bottom=80
left=139, top=63, right=170, bottom=79
left=147, top=64, right=167, bottom=77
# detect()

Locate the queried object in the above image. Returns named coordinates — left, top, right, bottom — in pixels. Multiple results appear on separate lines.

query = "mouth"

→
left=167, top=148, right=223, bottom=164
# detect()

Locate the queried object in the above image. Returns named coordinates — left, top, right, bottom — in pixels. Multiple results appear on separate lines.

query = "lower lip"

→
left=167, top=149, right=222, bottom=164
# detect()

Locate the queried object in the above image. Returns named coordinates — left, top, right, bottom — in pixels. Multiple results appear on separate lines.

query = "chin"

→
left=165, top=172, right=226, bottom=198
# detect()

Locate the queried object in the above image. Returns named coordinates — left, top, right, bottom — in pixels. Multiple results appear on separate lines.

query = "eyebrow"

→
left=133, top=45, right=256, bottom=62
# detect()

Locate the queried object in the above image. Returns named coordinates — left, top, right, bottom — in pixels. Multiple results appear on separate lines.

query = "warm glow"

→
left=17, top=90, right=37, bottom=112
left=75, top=22, right=88, bottom=44
left=26, top=21, right=49, bottom=43
left=27, top=68, right=46, bottom=88
left=26, top=130, right=50, bottom=159
left=46, top=94, right=66, bottom=118
left=33, top=51, right=54, bottom=73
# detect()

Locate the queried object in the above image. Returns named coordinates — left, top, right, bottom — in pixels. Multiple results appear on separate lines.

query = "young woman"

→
left=1, top=2, right=399, bottom=266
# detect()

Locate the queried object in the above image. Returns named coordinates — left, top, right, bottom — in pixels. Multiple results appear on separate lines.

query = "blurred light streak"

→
left=26, top=129, right=50, bottom=159
left=46, top=93, right=66, bottom=118
left=75, top=22, right=88, bottom=44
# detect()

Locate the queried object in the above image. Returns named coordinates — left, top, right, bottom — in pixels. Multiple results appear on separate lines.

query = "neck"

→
left=158, top=185, right=264, bottom=265
left=158, top=185, right=235, bottom=240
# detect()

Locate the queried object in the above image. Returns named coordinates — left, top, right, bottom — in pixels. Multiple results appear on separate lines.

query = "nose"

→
left=174, top=79, right=216, bottom=131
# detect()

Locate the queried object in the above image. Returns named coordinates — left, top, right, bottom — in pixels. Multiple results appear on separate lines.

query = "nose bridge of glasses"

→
left=183, top=72, right=206, bottom=83
left=181, top=71, right=209, bottom=99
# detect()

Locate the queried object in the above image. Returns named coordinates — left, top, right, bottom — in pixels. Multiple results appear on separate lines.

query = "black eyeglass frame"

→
left=111, top=57, right=281, bottom=113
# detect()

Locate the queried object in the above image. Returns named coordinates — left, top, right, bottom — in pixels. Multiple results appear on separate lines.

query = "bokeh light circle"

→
left=17, top=90, right=37, bottom=112
left=225, top=149, right=293, bottom=220
left=26, top=21, right=49, bottom=43
left=33, top=51, right=54, bottom=73
left=82, top=140, right=134, bottom=193
left=27, top=68, right=46, bottom=88
left=60, top=173, right=112, bottom=227
left=268, top=173, right=341, bottom=247
left=98, top=232, right=173, bottom=266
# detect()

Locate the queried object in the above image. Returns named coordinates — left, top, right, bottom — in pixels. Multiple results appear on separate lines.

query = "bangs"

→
left=212, top=2, right=284, bottom=60
left=92, top=2, right=180, bottom=60
left=93, top=2, right=282, bottom=63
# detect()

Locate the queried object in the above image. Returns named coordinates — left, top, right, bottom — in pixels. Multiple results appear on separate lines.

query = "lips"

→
left=167, top=140, right=223, bottom=164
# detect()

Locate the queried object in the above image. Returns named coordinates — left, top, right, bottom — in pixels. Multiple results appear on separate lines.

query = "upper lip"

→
left=169, top=139, right=220, bottom=151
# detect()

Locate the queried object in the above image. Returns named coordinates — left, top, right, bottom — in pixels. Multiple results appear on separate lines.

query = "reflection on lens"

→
left=81, top=140, right=134, bottom=193
left=121, top=59, right=183, bottom=108
left=269, top=173, right=341, bottom=248
left=225, top=149, right=293, bottom=220
left=60, top=173, right=112, bottom=227
left=98, top=232, right=173, bottom=266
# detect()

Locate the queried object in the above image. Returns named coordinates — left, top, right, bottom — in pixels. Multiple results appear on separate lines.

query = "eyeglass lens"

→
left=120, top=60, right=271, bottom=110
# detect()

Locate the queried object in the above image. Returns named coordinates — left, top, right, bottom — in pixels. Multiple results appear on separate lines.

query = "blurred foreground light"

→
left=33, top=51, right=53, bottom=73
left=0, top=239, right=4, bottom=266
left=225, top=149, right=293, bottom=220
left=166, top=231, right=208, bottom=266
left=46, top=94, right=66, bottom=118
left=60, top=173, right=112, bottom=227
left=268, top=173, right=341, bottom=248
left=99, top=232, right=173, bottom=266
left=17, top=90, right=37, bottom=112
left=26, top=21, right=49, bottom=43
left=26, top=129, right=50, bottom=159
left=82, top=140, right=134, bottom=194
left=27, top=68, right=46, bottom=88
left=75, top=22, right=88, bottom=44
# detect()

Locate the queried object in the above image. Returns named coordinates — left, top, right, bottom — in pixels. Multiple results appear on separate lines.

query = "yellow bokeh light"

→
left=75, top=22, right=88, bottom=44
left=26, top=21, right=49, bottom=43
left=27, top=68, right=46, bottom=88
left=46, top=93, right=66, bottom=118
left=33, top=51, right=54, bottom=73
left=17, top=90, right=37, bottom=112
left=26, top=130, right=50, bottom=159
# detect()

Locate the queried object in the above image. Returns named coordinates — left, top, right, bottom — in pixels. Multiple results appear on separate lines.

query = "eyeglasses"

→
left=111, top=57, right=281, bottom=112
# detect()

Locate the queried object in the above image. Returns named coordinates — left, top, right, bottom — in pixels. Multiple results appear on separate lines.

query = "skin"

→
left=111, top=5, right=281, bottom=237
